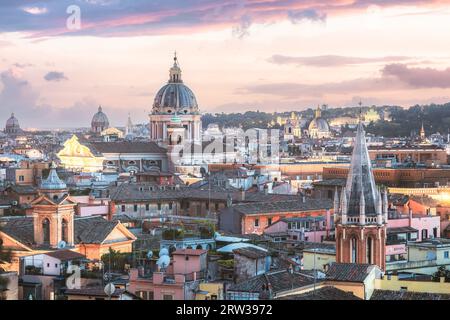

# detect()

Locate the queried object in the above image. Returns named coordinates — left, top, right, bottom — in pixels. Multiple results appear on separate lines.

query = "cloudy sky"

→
left=2, top=0, right=450, bottom=128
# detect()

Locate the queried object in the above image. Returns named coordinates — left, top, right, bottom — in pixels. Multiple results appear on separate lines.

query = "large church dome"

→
left=91, top=106, right=110, bottom=133
left=308, top=117, right=330, bottom=132
left=5, top=113, right=20, bottom=134
left=152, top=54, right=199, bottom=115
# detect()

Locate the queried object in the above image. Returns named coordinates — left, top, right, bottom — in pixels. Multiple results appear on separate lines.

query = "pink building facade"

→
left=386, top=211, right=440, bottom=262
left=128, top=249, right=207, bottom=300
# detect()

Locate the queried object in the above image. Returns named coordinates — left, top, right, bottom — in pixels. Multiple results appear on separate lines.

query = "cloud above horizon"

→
left=238, top=63, right=450, bottom=99
left=382, top=63, right=450, bottom=88
left=269, top=55, right=413, bottom=67
left=44, top=71, right=68, bottom=82
left=0, top=0, right=447, bottom=37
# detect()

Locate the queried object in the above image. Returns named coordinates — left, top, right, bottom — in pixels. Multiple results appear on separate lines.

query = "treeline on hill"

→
left=202, top=103, right=450, bottom=137
left=366, top=103, right=450, bottom=137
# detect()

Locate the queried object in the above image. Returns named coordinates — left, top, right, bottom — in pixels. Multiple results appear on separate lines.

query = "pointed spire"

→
left=377, top=188, right=383, bottom=224
left=383, top=188, right=389, bottom=221
left=420, top=121, right=426, bottom=140
left=359, top=191, right=366, bottom=225
left=377, top=188, right=383, bottom=216
left=333, top=187, right=340, bottom=215
left=345, top=111, right=378, bottom=219
left=340, top=187, right=348, bottom=224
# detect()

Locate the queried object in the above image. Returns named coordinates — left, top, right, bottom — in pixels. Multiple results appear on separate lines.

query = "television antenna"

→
left=104, top=283, right=116, bottom=300
left=159, top=248, right=169, bottom=257
left=57, top=240, right=66, bottom=249
left=157, top=255, right=170, bottom=271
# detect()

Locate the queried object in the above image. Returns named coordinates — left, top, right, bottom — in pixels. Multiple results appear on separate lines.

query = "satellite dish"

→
left=146, top=251, right=153, bottom=259
left=157, top=255, right=170, bottom=270
left=57, top=241, right=67, bottom=249
left=104, top=283, right=116, bottom=297
left=159, top=248, right=169, bottom=257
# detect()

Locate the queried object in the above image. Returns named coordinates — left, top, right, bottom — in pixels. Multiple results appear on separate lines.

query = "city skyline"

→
left=2, top=1, right=450, bottom=128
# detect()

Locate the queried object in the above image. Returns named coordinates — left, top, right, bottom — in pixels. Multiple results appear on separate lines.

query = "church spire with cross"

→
left=334, top=102, right=387, bottom=270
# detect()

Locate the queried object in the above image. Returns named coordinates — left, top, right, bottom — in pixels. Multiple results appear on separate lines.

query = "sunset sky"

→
left=2, top=0, right=450, bottom=128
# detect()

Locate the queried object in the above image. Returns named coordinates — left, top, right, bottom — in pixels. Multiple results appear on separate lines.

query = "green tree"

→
left=432, top=266, right=450, bottom=282
left=101, top=248, right=132, bottom=274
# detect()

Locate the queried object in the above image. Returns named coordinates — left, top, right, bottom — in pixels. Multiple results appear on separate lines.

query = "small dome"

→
left=152, top=54, right=199, bottom=115
left=40, top=162, right=67, bottom=190
left=91, top=106, right=110, bottom=131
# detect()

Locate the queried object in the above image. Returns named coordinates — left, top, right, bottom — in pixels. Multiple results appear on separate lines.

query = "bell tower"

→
left=166, top=113, right=186, bottom=173
left=334, top=120, right=387, bottom=271
left=32, top=163, right=76, bottom=248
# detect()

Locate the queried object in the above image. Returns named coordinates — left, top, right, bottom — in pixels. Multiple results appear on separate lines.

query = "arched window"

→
left=62, top=219, right=68, bottom=243
left=42, top=218, right=50, bottom=244
left=351, top=237, right=357, bottom=263
left=366, top=237, right=373, bottom=264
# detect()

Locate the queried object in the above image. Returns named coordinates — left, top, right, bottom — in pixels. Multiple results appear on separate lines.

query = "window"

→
left=134, top=204, right=138, bottom=212
left=62, top=219, right=68, bottom=243
left=55, top=263, right=58, bottom=268
left=148, top=291, right=154, bottom=300
left=163, top=294, right=173, bottom=300
left=145, top=204, right=149, bottom=211
left=121, top=205, right=126, bottom=212
left=169, top=203, right=173, bottom=210
left=215, top=203, right=219, bottom=211
left=254, top=219, right=259, bottom=227
left=19, top=175, right=24, bottom=182
left=366, top=237, right=373, bottom=264
left=42, top=218, right=50, bottom=244
left=409, top=232, right=418, bottom=241
left=421, top=229, right=428, bottom=240
left=47, top=263, right=50, bottom=267
left=445, top=251, right=449, bottom=259
left=268, top=218, right=272, bottom=226
left=158, top=203, right=162, bottom=210
left=351, top=237, right=357, bottom=263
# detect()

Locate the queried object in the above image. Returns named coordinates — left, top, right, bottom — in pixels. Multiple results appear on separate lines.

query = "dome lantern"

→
left=169, top=51, right=182, bottom=83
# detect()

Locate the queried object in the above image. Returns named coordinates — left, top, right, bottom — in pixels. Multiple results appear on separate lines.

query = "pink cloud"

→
left=382, top=63, right=450, bottom=88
